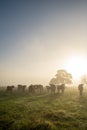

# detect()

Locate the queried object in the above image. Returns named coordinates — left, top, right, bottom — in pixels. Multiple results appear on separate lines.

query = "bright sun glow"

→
left=65, top=56, right=87, bottom=80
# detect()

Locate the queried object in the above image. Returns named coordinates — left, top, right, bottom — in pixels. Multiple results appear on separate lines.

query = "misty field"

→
left=0, top=87, right=87, bottom=130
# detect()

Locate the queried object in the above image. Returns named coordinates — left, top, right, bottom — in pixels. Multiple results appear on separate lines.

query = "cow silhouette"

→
left=46, top=84, right=56, bottom=94
left=46, top=86, right=51, bottom=93
left=78, top=84, right=84, bottom=96
left=28, top=84, right=43, bottom=94
left=57, top=84, right=65, bottom=94
left=6, top=86, right=14, bottom=92
left=50, top=84, right=56, bottom=94
left=28, top=84, right=35, bottom=94
left=17, top=85, right=26, bottom=92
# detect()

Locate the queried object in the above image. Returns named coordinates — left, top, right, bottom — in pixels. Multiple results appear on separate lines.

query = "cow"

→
left=78, top=84, right=84, bottom=96
left=46, top=84, right=56, bottom=94
left=28, top=84, right=43, bottom=94
left=35, top=85, right=43, bottom=93
left=57, top=84, right=65, bottom=94
left=50, top=84, right=56, bottom=94
left=17, top=85, right=26, bottom=92
left=6, top=86, right=14, bottom=92
left=28, top=84, right=35, bottom=94
left=46, top=86, right=51, bottom=93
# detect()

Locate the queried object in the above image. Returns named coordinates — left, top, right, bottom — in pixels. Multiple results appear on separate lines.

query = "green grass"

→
left=0, top=87, right=87, bottom=130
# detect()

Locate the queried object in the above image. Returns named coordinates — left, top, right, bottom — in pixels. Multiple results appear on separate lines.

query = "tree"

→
left=80, top=75, right=87, bottom=84
left=49, top=69, right=73, bottom=85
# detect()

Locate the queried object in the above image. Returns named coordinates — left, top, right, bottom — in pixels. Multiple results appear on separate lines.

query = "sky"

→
left=0, top=0, right=87, bottom=86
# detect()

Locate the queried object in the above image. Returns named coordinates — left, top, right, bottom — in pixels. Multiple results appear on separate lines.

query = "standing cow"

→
left=17, top=85, right=26, bottom=92
left=50, top=84, right=56, bottom=94
left=46, top=84, right=56, bottom=94
left=28, top=84, right=35, bottom=94
left=57, top=84, right=65, bottom=94
left=35, top=85, right=43, bottom=94
left=46, top=86, right=51, bottom=93
left=6, top=86, right=14, bottom=92
left=28, top=84, right=43, bottom=94
left=78, top=84, right=84, bottom=96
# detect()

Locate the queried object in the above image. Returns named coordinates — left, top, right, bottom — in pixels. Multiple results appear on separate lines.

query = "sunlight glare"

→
left=65, top=56, right=87, bottom=80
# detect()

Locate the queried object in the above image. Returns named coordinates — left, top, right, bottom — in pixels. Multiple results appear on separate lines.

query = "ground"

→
left=0, top=87, right=87, bottom=130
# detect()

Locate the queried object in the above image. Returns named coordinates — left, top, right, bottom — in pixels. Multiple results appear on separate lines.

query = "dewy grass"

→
left=0, top=87, right=87, bottom=130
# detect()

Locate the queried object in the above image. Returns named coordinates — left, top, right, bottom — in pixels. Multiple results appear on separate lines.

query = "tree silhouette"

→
left=49, top=69, right=73, bottom=85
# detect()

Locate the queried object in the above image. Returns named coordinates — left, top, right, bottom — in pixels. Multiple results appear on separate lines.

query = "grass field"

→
left=0, top=87, right=87, bottom=130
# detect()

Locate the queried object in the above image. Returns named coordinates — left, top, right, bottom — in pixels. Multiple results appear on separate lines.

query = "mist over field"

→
left=0, top=0, right=87, bottom=86
left=0, top=0, right=87, bottom=130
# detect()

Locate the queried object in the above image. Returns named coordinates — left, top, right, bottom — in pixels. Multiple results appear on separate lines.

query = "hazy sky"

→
left=0, top=0, right=87, bottom=86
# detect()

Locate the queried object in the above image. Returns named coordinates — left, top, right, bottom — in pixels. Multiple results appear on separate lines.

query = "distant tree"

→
left=80, top=75, right=87, bottom=84
left=49, top=69, right=73, bottom=85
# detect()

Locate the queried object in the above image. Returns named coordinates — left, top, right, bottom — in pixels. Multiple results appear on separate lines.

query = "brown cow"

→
left=17, top=85, right=26, bottom=92
left=6, top=86, right=14, bottom=92
left=28, top=84, right=35, bottom=94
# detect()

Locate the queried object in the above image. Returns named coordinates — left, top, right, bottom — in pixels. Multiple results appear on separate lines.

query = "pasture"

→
left=0, top=87, right=87, bottom=130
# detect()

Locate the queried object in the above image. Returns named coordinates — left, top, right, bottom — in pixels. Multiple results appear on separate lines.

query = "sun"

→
left=64, top=56, right=87, bottom=80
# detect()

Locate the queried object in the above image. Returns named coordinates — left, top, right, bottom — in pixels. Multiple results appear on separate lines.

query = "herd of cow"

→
left=6, top=84, right=65, bottom=94
left=6, top=83, right=84, bottom=95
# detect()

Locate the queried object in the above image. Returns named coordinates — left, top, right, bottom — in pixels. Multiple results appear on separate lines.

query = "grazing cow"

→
left=57, top=84, right=65, bottom=94
left=78, top=84, right=84, bottom=96
left=6, top=86, right=14, bottom=92
left=17, top=85, right=26, bottom=92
